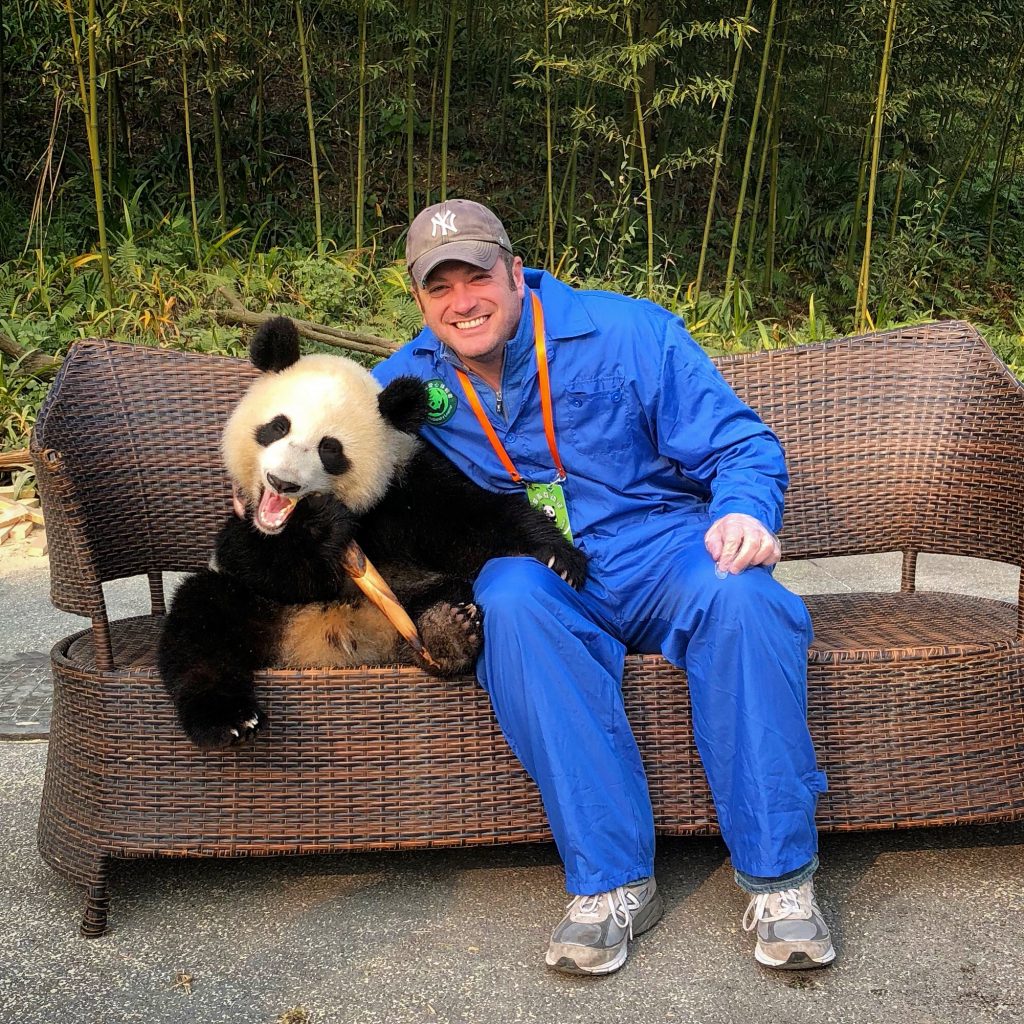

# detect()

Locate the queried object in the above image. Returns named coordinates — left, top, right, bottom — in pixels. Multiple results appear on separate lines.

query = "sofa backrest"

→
left=31, top=321, right=1024, bottom=618
left=718, top=320, right=1024, bottom=564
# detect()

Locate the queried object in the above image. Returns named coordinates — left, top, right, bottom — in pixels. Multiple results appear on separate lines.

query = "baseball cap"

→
left=405, top=199, right=513, bottom=287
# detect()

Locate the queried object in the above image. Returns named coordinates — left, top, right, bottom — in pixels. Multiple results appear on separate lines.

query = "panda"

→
left=157, top=317, right=587, bottom=750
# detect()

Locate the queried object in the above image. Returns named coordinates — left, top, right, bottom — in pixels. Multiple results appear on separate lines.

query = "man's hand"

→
left=704, top=513, right=781, bottom=575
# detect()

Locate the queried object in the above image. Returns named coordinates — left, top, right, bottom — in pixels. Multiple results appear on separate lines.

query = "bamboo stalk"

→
left=626, top=9, right=654, bottom=297
left=113, top=52, right=129, bottom=156
left=724, top=0, right=777, bottom=298
left=887, top=149, right=905, bottom=245
left=745, top=2, right=790, bottom=275
left=65, top=0, right=113, bottom=307
left=105, top=44, right=113, bottom=191
left=425, top=34, right=441, bottom=206
left=931, top=38, right=1024, bottom=243
left=764, top=105, right=780, bottom=291
left=439, top=0, right=457, bottom=201
left=847, top=124, right=871, bottom=274
left=0, top=0, right=5, bottom=151
left=295, top=1, right=323, bottom=255
left=177, top=0, right=201, bottom=266
left=210, top=41, right=227, bottom=225
left=405, top=0, right=418, bottom=221
left=984, top=70, right=1023, bottom=272
left=543, top=0, right=555, bottom=271
left=855, top=0, right=898, bottom=333
left=355, top=0, right=367, bottom=249
left=695, top=0, right=755, bottom=302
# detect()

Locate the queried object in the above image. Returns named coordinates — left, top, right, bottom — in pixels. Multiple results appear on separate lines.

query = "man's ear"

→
left=250, top=316, right=301, bottom=372
left=378, top=376, right=429, bottom=434
left=512, top=255, right=526, bottom=299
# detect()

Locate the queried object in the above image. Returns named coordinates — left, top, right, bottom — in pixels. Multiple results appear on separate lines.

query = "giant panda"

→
left=157, top=317, right=587, bottom=750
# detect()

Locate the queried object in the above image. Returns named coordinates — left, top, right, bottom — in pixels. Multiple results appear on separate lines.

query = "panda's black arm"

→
left=213, top=503, right=362, bottom=605
left=366, top=447, right=588, bottom=588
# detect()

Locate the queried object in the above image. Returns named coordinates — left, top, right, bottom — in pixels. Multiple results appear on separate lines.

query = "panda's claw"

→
left=534, top=544, right=589, bottom=591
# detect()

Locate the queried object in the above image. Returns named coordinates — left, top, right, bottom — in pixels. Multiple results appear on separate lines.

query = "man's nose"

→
left=449, top=282, right=477, bottom=313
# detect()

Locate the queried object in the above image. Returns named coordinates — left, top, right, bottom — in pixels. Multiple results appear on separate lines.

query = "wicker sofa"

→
left=31, top=321, right=1024, bottom=938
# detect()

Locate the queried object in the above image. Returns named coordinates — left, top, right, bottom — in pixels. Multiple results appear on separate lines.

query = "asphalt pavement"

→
left=1, top=547, right=1022, bottom=1024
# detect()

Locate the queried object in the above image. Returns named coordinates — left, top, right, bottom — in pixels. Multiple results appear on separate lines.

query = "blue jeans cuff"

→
left=734, top=854, right=818, bottom=895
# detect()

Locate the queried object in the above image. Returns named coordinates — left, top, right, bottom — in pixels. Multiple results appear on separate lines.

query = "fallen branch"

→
left=0, top=449, right=32, bottom=471
left=213, top=288, right=400, bottom=359
left=0, top=332, right=63, bottom=376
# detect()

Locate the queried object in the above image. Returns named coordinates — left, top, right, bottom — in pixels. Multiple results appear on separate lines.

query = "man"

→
left=371, top=198, right=834, bottom=975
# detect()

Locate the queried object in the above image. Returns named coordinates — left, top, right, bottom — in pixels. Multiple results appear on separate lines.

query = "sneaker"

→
left=742, top=879, right=836, bottom=969
left=545, top=877, right=664, bottom=975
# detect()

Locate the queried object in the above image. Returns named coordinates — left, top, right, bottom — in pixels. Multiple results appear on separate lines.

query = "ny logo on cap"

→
left=431, top=210, right=458, bottom=237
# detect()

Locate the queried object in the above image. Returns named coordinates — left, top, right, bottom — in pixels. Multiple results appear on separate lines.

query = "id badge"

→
left=525, top=481, right=574, bottom=544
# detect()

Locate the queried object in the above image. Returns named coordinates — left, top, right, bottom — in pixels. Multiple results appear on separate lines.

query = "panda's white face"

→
left=222, top=354, right=419, bottom=535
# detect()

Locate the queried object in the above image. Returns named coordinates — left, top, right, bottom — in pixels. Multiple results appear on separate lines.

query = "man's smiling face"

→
left=412, top=257, right=526, bottom=382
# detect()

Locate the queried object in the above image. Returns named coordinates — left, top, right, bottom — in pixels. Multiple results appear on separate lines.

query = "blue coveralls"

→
left=372, top=269, right=826, bottom=896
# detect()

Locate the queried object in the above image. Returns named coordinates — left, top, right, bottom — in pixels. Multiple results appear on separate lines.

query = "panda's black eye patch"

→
left=318, top=436, right=350, bottom=475
left=255, top=414, right=290, bottom=447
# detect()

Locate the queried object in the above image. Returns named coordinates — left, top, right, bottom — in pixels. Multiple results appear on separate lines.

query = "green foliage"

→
left=3, top=0, right=1024, bottom=447
left=0, top=353, right=50, bottom=452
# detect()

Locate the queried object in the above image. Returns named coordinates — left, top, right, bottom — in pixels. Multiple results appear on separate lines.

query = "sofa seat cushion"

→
left=805, top=592, right=1018, bottom=664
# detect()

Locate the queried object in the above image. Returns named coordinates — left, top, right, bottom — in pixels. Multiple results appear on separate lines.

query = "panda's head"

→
left=222, top=317, right=428, bottom=535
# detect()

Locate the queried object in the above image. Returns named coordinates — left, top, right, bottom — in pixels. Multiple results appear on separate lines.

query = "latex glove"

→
left=704, top=512, right=781, bottom=575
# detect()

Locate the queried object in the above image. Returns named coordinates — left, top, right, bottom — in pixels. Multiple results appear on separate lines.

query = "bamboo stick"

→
left=626, top=10, right=654, bottom=298
left=695, top=0, right=755, bottom=302
left=65, top=0, right=113, bottom=307
left=439, top=0, right=457, bottom=201
left=724, top=0, right=777, bottom=298
left=356, top=0, right=367, bottom=249
left=405, top=0, right=418, bottom=221
left=177, top=0, right=201, bottom=266
left=543, top=0, right=555, bottom=271
left=295, top=1, right=323, bottom=255
left=855, top=0, right=898, bottom=332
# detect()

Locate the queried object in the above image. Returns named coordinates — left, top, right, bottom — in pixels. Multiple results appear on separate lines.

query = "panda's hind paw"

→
left=416, top=601, right=483, bottom=677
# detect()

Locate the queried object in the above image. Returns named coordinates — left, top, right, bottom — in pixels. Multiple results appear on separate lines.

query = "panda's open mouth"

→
left=254, top=488, right=299, bottom=535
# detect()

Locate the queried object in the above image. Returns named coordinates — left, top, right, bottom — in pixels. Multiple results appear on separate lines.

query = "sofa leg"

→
left=80, top=856, right=110, bottom=938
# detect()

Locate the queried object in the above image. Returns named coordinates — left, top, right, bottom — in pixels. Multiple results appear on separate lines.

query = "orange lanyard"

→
left=454, top=291, right=567, bottom=484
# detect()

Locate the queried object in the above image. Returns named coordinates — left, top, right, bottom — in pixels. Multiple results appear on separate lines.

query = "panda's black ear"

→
left=378, top=376, right=429, bottom=434
left=251, top=316, right=301, bottom=372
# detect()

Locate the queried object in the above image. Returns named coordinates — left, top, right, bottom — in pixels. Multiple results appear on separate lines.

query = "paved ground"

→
left=1, top=548, right=1022, bottom=1023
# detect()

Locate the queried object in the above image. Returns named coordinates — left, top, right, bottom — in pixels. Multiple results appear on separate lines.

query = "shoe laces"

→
left=567, top=886, right=642, bottom=940
left=742, top=884, right=812, bottom=932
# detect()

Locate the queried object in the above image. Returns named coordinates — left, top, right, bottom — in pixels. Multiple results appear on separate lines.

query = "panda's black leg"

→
left=158, top=570, right=280, bottom=749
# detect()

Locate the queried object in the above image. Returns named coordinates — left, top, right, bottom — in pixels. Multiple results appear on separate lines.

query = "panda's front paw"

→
left=534, top=543, right=589, bottom=590
left=416, top=601, right=483, bottom=677
left=177, top=691, right=265, bottom=750
left=303, top=494, right=356, bottom=552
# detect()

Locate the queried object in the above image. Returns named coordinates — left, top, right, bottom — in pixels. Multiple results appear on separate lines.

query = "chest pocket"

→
left=564, top=374, right=636, bottom=457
